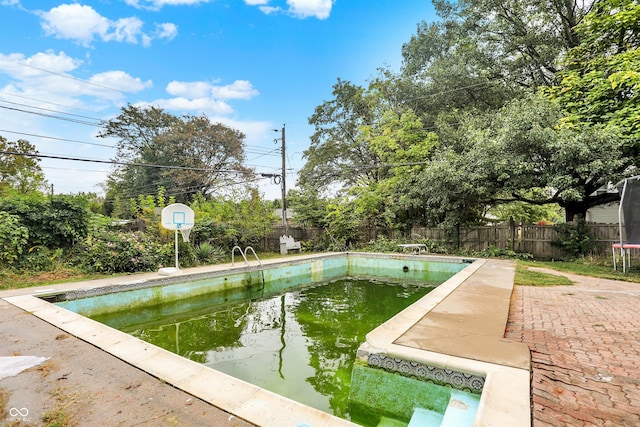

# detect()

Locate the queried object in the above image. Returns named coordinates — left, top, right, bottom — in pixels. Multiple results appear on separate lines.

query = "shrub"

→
left=551, top=219, right=593, bottom=259
left=0, top=211, right=29, bottom=267
left=0, top=194, right=91, bottom=249
left=194, top=242, right=225, bottom=264
left=81, top=231, right=171, bottom=273
left=17, top=246, right=64, bottom=271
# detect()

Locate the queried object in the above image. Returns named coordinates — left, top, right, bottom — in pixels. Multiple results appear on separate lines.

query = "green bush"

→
left=0, top=194, right=91, bottom=248
left=551, top=219, right=593, bottom=259
left=17, top=246, right=64, bottom=271
left=81, top=231, right=171, bottom=273
left=194, top=242, right=225, bottom=264
left=0, top=211, right=29, bottom=267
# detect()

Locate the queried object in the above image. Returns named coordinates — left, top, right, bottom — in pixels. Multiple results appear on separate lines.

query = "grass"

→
left=0, top=267, right=125, bottom=291
left=518, top=257, right=640, bottom=283
left=514, top=265, right=573, bottom=286
left=41, top=387, right=78, bottom=427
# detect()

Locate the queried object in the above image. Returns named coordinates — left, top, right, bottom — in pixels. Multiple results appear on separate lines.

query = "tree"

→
left=546, top=0, right=640, bottom=147
left=300, top=79, right=381, bottom=193
left=99, top=105, right=251, bottom=206
left=426, top=95, right=626, bottom=222
left=0, top=136, right=47, bottom=195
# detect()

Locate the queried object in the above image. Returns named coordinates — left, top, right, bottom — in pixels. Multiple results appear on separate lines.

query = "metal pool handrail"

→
left=244, top=246, right=262, bottom=266
left=231, top=246, right=262, bottom=266
left=231, top=246, right=247, bottom=266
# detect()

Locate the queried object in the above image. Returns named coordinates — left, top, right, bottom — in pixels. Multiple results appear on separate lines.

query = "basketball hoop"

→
left=160, top=203, right=195, bottom=271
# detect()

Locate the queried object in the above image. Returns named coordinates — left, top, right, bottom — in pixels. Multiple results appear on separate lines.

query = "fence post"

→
left=509, top=216, right=516, bottom=250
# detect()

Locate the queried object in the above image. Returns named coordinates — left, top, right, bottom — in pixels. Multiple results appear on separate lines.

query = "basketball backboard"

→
left=161, top=203, right=195, bottom=230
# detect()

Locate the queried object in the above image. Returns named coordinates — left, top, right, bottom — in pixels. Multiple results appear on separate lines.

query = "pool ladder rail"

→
left=231, top=246, right=262, bottom=266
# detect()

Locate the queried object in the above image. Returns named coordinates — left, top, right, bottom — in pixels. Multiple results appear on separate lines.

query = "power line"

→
left=0, top=105, right=101, bottom=126
left=0, top=150, right=262, bottom=175
left=0, top=91, right=102, bottom=116
left=17, top=61, right=124, bottom=93
left=0, top=99, right=103, bottom=123
left=0, top=129, right=115, bottom=149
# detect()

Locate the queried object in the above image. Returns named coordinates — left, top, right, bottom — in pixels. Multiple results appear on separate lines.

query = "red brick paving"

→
left=505, top=269, right=640, bottom=426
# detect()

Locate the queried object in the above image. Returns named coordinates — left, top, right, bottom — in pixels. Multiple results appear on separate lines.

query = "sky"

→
left=0, top=0, right=437, bottom=200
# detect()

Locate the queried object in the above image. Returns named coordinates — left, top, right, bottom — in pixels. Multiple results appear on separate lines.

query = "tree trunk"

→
left=563, top=192, right=621, bottom=222
left=564, top=203, right=587, bottom=222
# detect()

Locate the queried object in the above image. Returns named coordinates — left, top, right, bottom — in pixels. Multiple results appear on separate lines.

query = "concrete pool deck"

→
left=1, top=253, right=529, bottom=426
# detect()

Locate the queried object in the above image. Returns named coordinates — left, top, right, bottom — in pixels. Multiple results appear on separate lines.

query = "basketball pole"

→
left=174, top=227, right=179, bottom=270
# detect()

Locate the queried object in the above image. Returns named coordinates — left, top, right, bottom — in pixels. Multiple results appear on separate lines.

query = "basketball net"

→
left=177, top=224, right=192, bottom=243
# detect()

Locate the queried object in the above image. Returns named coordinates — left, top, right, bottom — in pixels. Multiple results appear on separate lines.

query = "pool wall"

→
left=54, top=253, right=466, bottom=318
left=2, top=253, right=531, bottom=427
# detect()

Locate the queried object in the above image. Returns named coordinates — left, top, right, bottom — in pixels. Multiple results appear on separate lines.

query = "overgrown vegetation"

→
left=1, top=0, right=638, bottom=287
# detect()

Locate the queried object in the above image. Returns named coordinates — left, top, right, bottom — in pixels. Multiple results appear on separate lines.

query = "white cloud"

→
left=287, top=0, right=334, bottom=19
left=38, top=3, right=178, bottom=47
left=246, top=0, right=334, bottom=20
left=140, top=97, right=235, bottom=115
left=259, top=6, right=281, bottom=15
left=153, top=22, right=178, bottom=40
left=0, top=51, right=152, bottom=105
left=166, top=79, right=259, bottom=100
left=89, top=71, right=152, bottom=93
left=166, top=81, right=214, bottom=98
left=212, top=80, right=259, bottom=100
left=39, top=4, right=110, bottom=46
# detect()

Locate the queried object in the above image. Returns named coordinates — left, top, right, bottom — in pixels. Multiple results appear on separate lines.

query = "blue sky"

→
left=0, top=0, right=436, bottom=199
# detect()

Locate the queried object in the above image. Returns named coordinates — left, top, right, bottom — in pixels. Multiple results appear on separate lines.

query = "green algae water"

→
left=91, top=277, right=435, bottom=421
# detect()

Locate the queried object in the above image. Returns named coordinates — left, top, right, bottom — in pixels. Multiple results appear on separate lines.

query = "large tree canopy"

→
left=297, top=0, right=635, bottom=231
left=546, top=0, right=640, bottom=148
left=0, top=136, right=46, bottom=195
left=99, top=105, right=250, bottom=206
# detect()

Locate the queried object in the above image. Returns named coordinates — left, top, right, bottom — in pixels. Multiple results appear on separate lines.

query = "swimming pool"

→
left=3, top=253, right=531, bottom=427
left=53, top=254, right=470, bottom=425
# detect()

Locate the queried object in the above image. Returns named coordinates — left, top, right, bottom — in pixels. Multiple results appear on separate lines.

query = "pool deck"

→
left=506, top=267, right=640, bottom=426
left=1, top=253, right=530, bottom=426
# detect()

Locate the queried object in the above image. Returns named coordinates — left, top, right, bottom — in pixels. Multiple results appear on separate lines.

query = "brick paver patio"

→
left=506, top=268, right=640, bottom=426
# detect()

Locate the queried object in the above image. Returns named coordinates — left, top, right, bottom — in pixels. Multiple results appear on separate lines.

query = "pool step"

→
left=407, top=407, right=444, bottom=427
left=440, top=390, right=480, bottom=427
left=377, top=416, right=409, bottom=427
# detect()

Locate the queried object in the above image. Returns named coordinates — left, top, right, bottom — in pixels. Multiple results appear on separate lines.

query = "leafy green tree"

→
left=300, top=79, right=381, bottom=193
left=546, top=0, right=640, bottom=146
left=363, top=110, right=439, bottom=230
left=190, top=190, right=275, bottom=249
left=424, top=95, right=626, bottom=222
left=287, top=188, right=330, bottom=228
left=100, top=104, right=250, bottom=206
left=0, top=136, right=47, bottom=195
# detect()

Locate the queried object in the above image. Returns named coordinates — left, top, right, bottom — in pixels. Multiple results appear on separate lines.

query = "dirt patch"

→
left=0, top=299, right=254, bottom=427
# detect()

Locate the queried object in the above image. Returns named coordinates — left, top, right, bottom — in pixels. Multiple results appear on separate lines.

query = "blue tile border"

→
left=368, top=353, right=485, bottom=393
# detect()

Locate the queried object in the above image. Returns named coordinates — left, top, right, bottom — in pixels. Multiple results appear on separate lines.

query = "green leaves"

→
left=0, top=136, right=47, bottom=195
left=99, top=105, right=249, bottom=205
left=0, top=211, right=29, bottom=267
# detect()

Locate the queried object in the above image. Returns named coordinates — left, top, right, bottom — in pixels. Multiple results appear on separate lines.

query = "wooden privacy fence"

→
left=261, top=223, right=621, bottom=259
left=410, top=223, right=619, bottom=259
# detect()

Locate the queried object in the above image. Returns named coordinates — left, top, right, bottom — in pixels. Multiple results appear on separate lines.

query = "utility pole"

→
left=280, top=124, right=287, bottom=234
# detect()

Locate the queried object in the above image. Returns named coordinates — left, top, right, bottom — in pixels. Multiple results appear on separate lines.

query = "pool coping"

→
left=1, top=253, right=530, bottom=427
